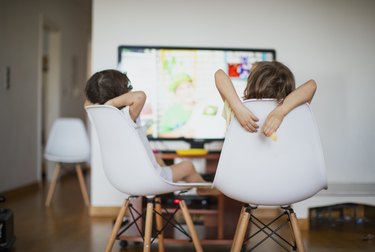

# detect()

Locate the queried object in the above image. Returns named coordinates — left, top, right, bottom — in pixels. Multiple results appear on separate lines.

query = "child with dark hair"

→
left=85, top=69, right=206, bottom=183
left=215, top=61, right=317, bottom=137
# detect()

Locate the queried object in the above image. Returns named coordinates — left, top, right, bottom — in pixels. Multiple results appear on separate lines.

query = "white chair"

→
left=213, top=99, right=327, bottom=252
left=85, top=104, right=212, bottom=252
left=44, top=118, right=90, bottom=207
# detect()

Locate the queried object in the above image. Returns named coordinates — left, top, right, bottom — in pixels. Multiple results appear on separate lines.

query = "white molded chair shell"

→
left=87, top=105, right=211, bottom=252
left=213, top=99, right=327, bottom=206
left=44, top=118, right=90, bottom=163
left=86, top=105, right=211, bottom=197
left=44, top=117, right=91, bottom=207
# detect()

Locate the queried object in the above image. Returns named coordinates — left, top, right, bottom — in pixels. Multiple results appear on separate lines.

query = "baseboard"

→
left=88, top=206, right=310, bottom=231
left=89, top=206, right=120, bottom=217
left=1, top=182, right=40, bottom=198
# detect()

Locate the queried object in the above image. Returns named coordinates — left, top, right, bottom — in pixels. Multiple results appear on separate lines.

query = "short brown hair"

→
left=243, top=61, right=295, bottom=103
left=85, top=69, right=132, bottom=104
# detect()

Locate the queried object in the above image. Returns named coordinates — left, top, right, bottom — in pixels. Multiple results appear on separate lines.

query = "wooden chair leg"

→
left=45, top=163, right=61, bottom=207
left=143, top=200, right=154, bottom=252
left=217, top=193, right=225, bottom=239
left=289, top=211, right=306, bottom=252
left=75, top=164, right=90, bottom=206
left=231, top=207, right=251, bottom=252
left=105, top=199, right=130, bottom=252
left=231, top=206, right=246, bottom=251
left=179, top=200, right=203, bottom=252
left=155, top=198, right=165, bottom=252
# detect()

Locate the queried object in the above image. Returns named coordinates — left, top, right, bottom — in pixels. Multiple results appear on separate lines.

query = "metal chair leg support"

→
left=152, top=205, right=192, bottom=240
left=247, top=211, right=294, bottom=251
left=117, top=203, right=145, bottom=239
left=239, top=207, right=304, bottom=252
left=248, top=214, right=292, bottom=251
left=114, top=196, right=207, bottom=251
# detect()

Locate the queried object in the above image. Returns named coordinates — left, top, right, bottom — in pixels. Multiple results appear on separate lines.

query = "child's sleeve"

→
left=221, top=100, right=234, bottom=128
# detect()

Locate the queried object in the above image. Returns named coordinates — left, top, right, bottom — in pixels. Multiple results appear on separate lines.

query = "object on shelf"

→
left=176, top=148, right=208, bottom=156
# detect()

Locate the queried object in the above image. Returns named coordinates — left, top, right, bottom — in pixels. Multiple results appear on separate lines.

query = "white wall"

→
left=0, top=0, right=91, bottom=192
left=91, top=0, right=375, bottom=205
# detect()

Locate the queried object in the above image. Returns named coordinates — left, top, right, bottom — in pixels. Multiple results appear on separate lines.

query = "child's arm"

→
left=262, top=79, right=317, bottom=137
left=215, top=69, right=259, bottom=132
left=105, top=91, right=147, bottom=122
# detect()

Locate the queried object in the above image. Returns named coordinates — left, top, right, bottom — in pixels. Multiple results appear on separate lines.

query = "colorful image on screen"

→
left=117, top=46, right=275, bottom=141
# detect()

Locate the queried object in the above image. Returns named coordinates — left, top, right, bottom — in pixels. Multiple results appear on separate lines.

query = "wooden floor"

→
left=2, top=174, right=374, bottom=252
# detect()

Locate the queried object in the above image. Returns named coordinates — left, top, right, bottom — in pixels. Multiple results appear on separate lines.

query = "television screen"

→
left=117, top=46, right=276, bottom=146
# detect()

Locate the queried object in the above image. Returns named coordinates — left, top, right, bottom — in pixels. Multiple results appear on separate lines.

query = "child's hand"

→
left=262, top=107, right=285, bottom=137
left=235, top=105, right=259, bottom=132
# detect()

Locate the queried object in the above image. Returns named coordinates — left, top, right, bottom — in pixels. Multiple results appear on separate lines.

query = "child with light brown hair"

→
left=215, top=61, right=317, bottom=137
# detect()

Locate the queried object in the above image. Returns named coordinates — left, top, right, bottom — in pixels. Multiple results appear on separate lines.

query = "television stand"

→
left=156, top=151, right=228, bottom=242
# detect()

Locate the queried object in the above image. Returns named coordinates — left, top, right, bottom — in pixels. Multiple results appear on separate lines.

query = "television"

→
left=117, top=46, right=276, bottom=150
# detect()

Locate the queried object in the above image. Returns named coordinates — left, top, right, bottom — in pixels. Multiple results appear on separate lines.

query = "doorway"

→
left=40, top=21, right=61, bottom=181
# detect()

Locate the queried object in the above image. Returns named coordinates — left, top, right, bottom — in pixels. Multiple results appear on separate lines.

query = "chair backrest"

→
left=213, top=99, right=327, bottom=206
left=44, top=118, right=90, bottom=163
left=85, top=105, right=186, bottom=196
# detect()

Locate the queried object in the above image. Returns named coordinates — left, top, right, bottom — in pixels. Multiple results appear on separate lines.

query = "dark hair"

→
left=243, top=61, right=295, bottom=103
left=85, top=69, right=132, bottom=104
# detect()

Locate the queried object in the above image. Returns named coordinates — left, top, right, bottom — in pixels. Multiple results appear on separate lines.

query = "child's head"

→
left=85, top=69, right=132, bottom=104
left=244, top=61, right=295, bottom=103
